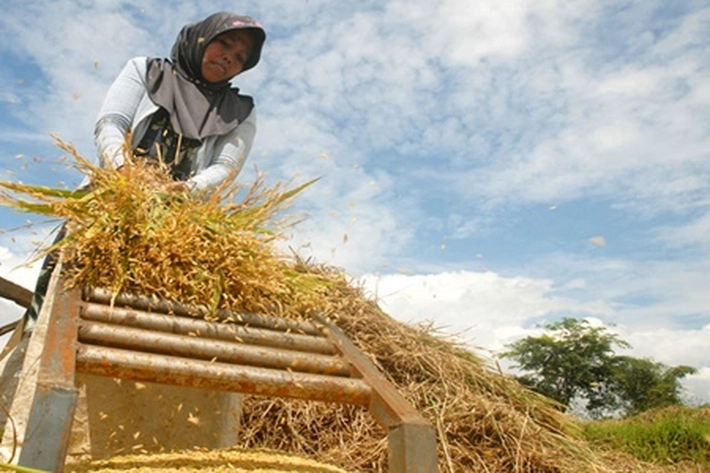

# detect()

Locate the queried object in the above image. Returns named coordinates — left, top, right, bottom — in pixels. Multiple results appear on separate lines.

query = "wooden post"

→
left=18, top=280, right=81, bottom=472
left=388, top=421, right=438, bottom=473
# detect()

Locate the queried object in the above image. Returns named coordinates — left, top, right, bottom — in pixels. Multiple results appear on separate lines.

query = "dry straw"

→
left=1, top=140, right=664, bottom=472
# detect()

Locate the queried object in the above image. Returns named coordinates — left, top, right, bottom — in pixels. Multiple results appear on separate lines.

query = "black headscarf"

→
left=144, top=12, right=266, bottom=140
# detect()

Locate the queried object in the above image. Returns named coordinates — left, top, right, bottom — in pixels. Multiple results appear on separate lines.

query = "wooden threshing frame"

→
left=10, top=271, right=437, bottom=472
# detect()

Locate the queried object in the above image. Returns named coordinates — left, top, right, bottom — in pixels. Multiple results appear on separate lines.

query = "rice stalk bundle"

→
left=0, top=139, right=328, bottom=319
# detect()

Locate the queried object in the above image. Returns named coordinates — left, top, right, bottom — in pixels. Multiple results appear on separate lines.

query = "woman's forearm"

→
left=94, top=58, right=148, bottom=169
left=187, top=109, right=257, bottom=191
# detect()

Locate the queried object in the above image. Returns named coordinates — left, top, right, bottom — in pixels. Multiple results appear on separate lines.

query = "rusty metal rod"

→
left=76, top=344, right=372, bottom=406
left=81, top=302, right=336, bottom=355
left=84, top=287, right=322, bottom=336
left=78, top=321, right=352, bottom=377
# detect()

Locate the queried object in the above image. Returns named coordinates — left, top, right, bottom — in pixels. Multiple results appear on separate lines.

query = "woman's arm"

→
left=94, top=58, right=149, bottom=169
left=186, top=107, right=257, bottom=192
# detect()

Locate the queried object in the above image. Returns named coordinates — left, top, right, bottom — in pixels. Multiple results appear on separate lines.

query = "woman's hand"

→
left=117, top=164, right=189, bottom=193
left=163, top=181, right=189, bottom=193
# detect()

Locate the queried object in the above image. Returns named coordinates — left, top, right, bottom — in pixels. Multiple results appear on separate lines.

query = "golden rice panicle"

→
left=0, top=137, right=327, bottom=315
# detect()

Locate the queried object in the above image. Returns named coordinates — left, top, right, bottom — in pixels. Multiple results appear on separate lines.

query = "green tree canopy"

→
left=611, top=356, right=697, bottom=416
left=501, top=318, right=696, bottom=418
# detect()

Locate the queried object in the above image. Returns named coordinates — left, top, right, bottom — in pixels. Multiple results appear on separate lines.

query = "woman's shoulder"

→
left=123, top=56, right=150, bottom=72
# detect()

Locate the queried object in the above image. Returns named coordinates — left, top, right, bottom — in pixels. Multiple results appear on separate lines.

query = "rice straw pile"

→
left=0, top=140, right=671, bottom=472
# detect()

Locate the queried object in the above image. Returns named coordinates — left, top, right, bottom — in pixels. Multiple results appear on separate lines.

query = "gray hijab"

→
left=145, top=12, right=266, bottom=140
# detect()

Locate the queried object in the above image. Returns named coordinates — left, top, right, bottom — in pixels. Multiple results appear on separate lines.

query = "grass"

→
left=581, top=406, right=710, bottom=467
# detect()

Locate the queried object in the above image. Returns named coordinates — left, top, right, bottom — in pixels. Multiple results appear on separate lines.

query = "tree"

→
left=501, top=318, right=696, bottom=418
left=611, top=356, right=696, bottom=416
left=502, top=318, right=628, bottom=413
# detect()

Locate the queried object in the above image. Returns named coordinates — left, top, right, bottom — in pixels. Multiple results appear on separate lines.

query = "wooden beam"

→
left=19, top=277, right=81, bottom=473
left=317, top=316, right=438, bottom=473
left=0, top=319, right=23, bottom=360
left=388, top=422, right=439, bottom=473
left=0, top=319, right=21, bottom=337
left=0, top=275, right=32, bottom=308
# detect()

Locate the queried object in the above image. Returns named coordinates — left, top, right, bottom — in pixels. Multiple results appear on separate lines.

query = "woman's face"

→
left=201, top=29, right=255, bottom=83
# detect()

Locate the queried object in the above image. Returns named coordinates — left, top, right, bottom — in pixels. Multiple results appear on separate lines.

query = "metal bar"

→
left=81, top=302, right=336, bottom=355
left=85, top=287, right=322, bottom=336
left=76, top=344, right=372, bottom=406
left=0, top=275, right=33, bottom=308
left=316, top=316, right=438, bottom=473
left=78, top=321, right=352, bottom=377
left=19, top=273, right=81, bottom=473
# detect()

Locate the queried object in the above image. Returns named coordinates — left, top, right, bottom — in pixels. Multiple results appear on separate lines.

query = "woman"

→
left=95, top=11, right=266, bottom=193
left=22, top=12, right=267, bottom=332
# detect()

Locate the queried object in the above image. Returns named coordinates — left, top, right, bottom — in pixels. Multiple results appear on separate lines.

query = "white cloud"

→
left=360, top=270, right=613, bottom=349
left=521, top=252, right=710, bottom=324
left=425, top=3, right=710, bottom=216
left=683, top=367, right=710, bottom=406
left=438, top=1, right=531, bottom=62
left=655, top=210, right=710, bottom=249
left=361, top=269, right=710, bottom=403
left=619, top=325, right=710, bottom=369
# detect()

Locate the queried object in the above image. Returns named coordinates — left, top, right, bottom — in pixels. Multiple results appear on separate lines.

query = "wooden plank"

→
left=0, top=319, right=24, bottom=360
left=316, top=316, right=438, bottom=472
left=18, top=275, right=81, bottom=473
left=0, top=261, right=64, bottom=463
left=17, top=383, right=77, bottom=473
left=388, top=423, right=438, bottom=473
left=36, top=283, right=82, bottom=385
left=0, top=275, right=32, bottom=308
left=317, top=316, right=428, bottom=427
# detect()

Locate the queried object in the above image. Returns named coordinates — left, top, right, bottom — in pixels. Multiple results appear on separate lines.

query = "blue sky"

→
left=1, top=0, right=709, bottom=405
